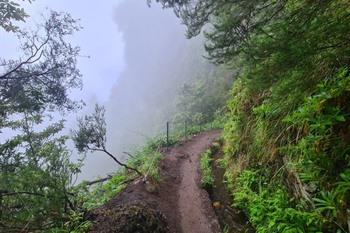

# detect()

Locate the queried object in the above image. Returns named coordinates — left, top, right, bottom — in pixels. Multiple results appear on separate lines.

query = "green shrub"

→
left=221, top=68, right=350, bottom=232
left=200, top=149, right=215, bottom=188
left=233, top=170, right=324, bottom=233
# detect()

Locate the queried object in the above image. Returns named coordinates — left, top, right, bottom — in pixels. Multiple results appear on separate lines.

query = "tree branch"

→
left=102, top=148, right=143, bottom=176
left=0, top=35, right=50, bottom=80
left=0, top=190, right=46, bottom=197
left=85, top=175, right=112, bottom=186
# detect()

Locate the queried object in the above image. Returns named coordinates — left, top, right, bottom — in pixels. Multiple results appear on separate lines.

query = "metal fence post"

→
left=166, top=121, right=169, bottom=147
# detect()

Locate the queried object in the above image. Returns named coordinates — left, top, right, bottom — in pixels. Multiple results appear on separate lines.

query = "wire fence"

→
left=163, top=119, right=224, bottom=147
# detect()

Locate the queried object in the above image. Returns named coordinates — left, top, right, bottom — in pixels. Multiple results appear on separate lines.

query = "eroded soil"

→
left=209, top=151, right=254, bottom=233
left=88, top=131, right=221, bottom=233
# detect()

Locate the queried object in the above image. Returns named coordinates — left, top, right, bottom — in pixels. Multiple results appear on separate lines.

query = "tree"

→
left=0, top=11, right=83, bottom=232
left=72, top=104, right=142, bottom=176
left=148, top=0, right=287, bottom=55
left=149, top=0, right=348, bottom=64
left=0, top=10, right=82, bottom=122
left=0, top=0, right=34, bottom=32
left=174, top=65, right=234, bottom=125
left=0, top=120, right=81, bottom=231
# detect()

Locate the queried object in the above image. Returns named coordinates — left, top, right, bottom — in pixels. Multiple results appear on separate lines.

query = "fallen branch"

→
left=85, top=175, right=113, bottom=186
left=102, top=148, right=143, bottom=176
left=85, top=175, right=140, bottom=187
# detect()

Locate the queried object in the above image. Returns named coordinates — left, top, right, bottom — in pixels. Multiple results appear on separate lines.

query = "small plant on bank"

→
left=200, top=149, right=215, bottom=189
left=129, top=141, right=163, bottom=182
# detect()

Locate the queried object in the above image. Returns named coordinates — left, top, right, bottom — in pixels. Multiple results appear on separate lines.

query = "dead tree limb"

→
left=85, top=175, right=113, bottom=186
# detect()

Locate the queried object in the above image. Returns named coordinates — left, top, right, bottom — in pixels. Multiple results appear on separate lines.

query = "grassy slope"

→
left=217, top=1, right=350, bottom=232
left=221, top=68, right=350, bottom=233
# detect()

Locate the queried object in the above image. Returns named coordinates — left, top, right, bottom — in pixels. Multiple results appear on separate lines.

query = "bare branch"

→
left=0, top=35, right=50, bottom=80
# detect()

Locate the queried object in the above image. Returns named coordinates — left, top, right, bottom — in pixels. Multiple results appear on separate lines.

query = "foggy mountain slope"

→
left=103, top=1, right=210, bottom=162
left=78, top=0, right=212, bottom=181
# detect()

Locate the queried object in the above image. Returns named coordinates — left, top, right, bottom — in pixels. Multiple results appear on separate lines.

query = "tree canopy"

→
left=0, top=10, right=83, bottom=232
left=0, top=0, right=33, bottom=32
left=72, top=105, right=142, bottom=176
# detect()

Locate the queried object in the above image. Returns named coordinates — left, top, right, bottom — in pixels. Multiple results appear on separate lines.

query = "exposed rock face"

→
left=88, top=203, right=168, bottom=233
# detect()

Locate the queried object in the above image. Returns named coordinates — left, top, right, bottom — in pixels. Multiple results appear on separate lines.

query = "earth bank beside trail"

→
left=88, top=131, right=221, bottom=233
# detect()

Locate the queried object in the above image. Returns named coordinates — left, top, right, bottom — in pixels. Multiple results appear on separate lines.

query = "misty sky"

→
left=1, top=0, right=208, bottom=181
left=2, top=0, right=126, bottom=103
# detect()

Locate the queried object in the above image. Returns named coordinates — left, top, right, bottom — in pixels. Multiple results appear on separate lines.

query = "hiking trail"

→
left=89, top=131, right=222, bottom=233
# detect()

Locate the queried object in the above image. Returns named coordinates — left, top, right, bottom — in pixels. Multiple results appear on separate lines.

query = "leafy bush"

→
left=50, top=211, right=92, bottom=233
left=221, top=68, right=350, bottom=232
left=233, top=170, right=324, bottom=233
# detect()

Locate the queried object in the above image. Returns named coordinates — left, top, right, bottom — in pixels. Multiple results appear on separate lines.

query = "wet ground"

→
left=208, top=150, right=255, bottom=233
left=88, top=131, right=221, bottom=233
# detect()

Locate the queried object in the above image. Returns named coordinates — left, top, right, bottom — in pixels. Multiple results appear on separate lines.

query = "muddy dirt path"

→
left=158, top=130, right=221, bottom=233
left=88, top=131, right=222, bottom=233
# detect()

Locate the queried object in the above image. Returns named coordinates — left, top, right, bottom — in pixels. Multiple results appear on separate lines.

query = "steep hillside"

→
left=150, top=0, right=350, bottom=232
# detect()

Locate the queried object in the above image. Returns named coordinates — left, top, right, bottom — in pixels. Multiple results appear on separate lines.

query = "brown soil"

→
left=209, top=151, right=254, bottom=233
left=88, top=131, right=222, bottom=233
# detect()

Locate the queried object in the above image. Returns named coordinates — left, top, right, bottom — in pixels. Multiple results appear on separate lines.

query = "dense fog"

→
left=78, top=0, right=211, bottom=181
left=0, top=0, right=212, bottom=182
